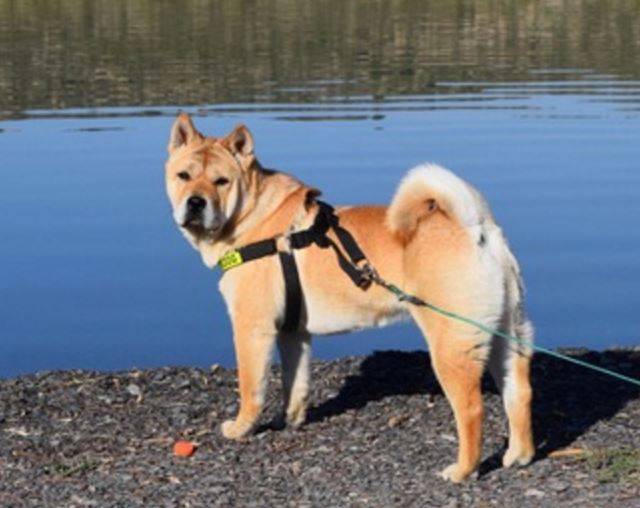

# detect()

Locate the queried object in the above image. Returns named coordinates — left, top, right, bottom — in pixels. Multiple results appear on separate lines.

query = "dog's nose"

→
left=187, top=196, right=206, bottom=213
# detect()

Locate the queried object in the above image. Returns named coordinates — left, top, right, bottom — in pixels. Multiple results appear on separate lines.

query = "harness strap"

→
left=334, top=249, right=369, bottom=288
left=278, top=252, right=303, bottom=332
left=218, top=238, right=277, bottom=271
left=331, top=222, right=366, bottom=265
left=288, top=201, right=333, bottom=249
left=237, top=238, right=278, bottom=262
left=291, top=201, right=369, bottom=287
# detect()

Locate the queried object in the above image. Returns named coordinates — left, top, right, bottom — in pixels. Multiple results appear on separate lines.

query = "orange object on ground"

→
left=173, top=440, right=196, bottom=457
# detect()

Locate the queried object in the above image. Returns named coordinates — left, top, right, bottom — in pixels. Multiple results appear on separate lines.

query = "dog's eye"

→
left=177, top=171, right=191, bottom=181
left=214, top=177, right=230, bottom=186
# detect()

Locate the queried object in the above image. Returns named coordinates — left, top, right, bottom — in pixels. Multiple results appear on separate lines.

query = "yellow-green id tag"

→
left=218, top=250, right=243, bottom=271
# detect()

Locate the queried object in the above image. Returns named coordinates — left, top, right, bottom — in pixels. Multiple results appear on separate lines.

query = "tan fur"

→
left=164, top=115, right=535, bottom=482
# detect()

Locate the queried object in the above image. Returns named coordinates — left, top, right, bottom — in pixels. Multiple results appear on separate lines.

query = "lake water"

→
left=1, top=1, right=640, bottom=378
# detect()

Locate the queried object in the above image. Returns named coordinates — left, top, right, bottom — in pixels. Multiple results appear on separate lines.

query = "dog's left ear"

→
left=222, top=124, right=255, bottom=169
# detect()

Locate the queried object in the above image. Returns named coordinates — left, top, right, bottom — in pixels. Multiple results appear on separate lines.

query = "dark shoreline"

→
left=1, top=349, right=639, bottom=507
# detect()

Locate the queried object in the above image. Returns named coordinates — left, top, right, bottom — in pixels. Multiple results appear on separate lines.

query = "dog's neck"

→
left=196, top=169, right=310, bottom=269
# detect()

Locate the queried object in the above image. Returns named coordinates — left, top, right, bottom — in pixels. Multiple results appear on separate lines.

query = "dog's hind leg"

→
left=221, top=322, right=277, bottom=440
left=411, top=308, right=487, bottom=483
left=488, top=324, right=535, bottom=467
left=278, top=332, right=312, bottom=428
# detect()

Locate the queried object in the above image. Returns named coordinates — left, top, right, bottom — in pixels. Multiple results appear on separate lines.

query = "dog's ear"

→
left=168, top=113, right=201, bottom=153
left=222, top=124, right=255, bottom=169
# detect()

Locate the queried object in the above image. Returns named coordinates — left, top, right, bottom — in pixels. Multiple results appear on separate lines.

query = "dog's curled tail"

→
left=387, top=163, right=534, bottom=351
left=386, top=163, right=487, bottom=241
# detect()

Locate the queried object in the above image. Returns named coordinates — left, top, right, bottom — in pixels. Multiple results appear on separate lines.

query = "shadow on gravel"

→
left=306, top=349, right=640, bottom=477
left=306, top=351, right=442, bottom=424
left=529, top=349, right=640, bottom=460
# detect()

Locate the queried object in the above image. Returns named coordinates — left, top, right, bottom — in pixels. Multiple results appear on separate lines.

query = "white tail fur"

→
left=387, top=163, right=532, bottom=342
left=386, top=163, right=487, bottom=237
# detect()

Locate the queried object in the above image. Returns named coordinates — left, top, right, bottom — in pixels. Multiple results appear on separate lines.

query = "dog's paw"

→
left=221, top=418, right=253, bottom=440
left=502, top=446, right=534, bottom=468
left=286, top=405, right=307, bottom=429
left=438, top=463, right=476, bottom=483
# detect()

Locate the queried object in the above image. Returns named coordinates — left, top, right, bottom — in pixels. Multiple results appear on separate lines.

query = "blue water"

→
left=2, top=81, right=640, bottom=378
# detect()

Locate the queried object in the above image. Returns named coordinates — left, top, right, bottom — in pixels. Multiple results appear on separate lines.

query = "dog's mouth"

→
left=181, top=216, right=203, bottom=228
left=180, top=215, right=222, bottom=236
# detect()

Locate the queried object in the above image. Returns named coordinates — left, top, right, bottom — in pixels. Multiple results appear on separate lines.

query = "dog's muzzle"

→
left=177, top=195, right=221, bottom=232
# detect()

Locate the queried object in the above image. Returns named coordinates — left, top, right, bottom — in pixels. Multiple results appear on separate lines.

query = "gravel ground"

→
left=1, top=349, right=639, bottom=507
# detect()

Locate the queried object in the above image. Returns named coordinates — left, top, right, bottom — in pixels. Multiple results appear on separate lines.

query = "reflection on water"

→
left=1, top=1, right=639, bottom=377
left=2, top=0, right=640, bottom=116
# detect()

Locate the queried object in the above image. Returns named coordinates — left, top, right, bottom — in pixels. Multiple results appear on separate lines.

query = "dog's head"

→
left=165, top=114, right=257, bottom=245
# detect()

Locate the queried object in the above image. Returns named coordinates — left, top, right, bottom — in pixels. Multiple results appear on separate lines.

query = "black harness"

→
left=217, top=201, right=372, bottom=332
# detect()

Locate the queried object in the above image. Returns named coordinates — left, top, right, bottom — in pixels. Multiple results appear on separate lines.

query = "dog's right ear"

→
left=168, top=113, right=201, bottom=154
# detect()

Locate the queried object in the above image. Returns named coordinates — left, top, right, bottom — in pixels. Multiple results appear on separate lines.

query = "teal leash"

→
left=368, top=271, right=640, bottom=389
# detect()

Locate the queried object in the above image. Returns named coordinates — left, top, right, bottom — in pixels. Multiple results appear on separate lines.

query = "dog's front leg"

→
left=221, top=325, right=276, bottom=440
left=277, top=332, right=312, bottom=428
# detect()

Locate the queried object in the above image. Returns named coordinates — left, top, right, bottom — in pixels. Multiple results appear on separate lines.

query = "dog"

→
left=164, top=113, right=535, bottom=482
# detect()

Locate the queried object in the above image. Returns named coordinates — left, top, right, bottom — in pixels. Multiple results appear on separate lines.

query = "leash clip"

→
left=357, top=262, right=377, bottom=289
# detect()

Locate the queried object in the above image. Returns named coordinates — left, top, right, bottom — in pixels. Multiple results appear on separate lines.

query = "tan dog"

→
left=164, top=114, right=535, bottom=482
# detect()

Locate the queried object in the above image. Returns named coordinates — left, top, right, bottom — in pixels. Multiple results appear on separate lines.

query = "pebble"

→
left=525, top=488, right=546, bottom=498
left=126, top=384, right=141, bottom=397
left=387, top=414, right=409, bottom=428
left=548, top=479, right=570, bottom=492
left=290, top=461, right=303, bottom=476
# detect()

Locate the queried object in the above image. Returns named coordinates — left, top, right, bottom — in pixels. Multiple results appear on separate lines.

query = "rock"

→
left=525, top=488, right=546, bottom=498
left=548, top=480, right=570, bottom=492
left=290, top=461, right=303, bottom=476
left=387, top=414, right=409, bottom=428
left=126, top=384, right=141, bottom=397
